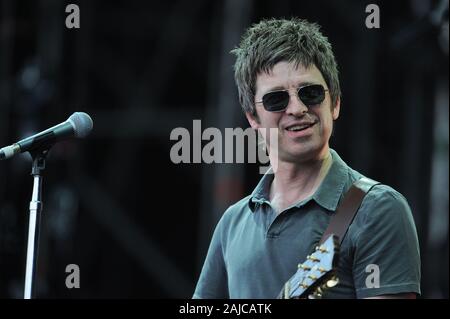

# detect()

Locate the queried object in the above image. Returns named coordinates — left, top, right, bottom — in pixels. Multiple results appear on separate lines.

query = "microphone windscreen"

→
left=68, top=112, right=93, bottom=138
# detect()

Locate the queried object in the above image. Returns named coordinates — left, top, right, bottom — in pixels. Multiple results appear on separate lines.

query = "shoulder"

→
left=340, top=159, right=412, bottom=222
left=352, top=182, right=416, bottom=238
left=224, top=194, right=253, bottom=216
left=361, top=183, right=411, bottom=218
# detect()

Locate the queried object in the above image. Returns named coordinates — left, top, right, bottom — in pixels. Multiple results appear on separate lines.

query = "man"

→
left=193, top=18, right=421, bottom=299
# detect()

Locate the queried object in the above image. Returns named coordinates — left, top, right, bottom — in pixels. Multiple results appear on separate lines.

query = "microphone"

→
left=0, top=112, right=93, bottom=160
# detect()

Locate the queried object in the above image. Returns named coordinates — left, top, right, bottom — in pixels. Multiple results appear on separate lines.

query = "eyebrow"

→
left=263, top=81, right=318, bottom=93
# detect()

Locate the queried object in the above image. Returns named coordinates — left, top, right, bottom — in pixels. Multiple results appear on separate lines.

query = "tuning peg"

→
left=308, top=287, right=323, bottom=299
left=315, top=245, right=328, bottom=253
left=306, top=255, right=320, bottom=262
left=308, top=292, right=321, bottom=299
left=298, top=263, right=311, bottom=271
left=326, top=276, right=339, bottom=288
left=308, top=274, right=318, bottom=280
left=318, top=267, right=326, bottom=273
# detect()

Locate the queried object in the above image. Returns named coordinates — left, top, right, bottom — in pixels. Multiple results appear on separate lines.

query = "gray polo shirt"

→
left=193, top=149, right=421, bottom=299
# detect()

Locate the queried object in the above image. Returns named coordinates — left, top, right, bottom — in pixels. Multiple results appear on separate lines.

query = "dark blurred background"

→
left=0, top=0, right=448, bottom=298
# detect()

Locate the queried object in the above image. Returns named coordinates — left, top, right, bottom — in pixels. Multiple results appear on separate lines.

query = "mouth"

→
left=285, top=122, right=316, bottom=132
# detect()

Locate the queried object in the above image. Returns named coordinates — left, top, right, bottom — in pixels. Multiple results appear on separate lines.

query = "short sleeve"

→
left=192, top=212, right=229, bottom=299
left=352, top=186, right=421, bottom=298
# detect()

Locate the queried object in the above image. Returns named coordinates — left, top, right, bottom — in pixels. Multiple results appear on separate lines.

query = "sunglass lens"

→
left=262, top=91, right=289, bottom=112
left=299, top=85, right=325, bottom=106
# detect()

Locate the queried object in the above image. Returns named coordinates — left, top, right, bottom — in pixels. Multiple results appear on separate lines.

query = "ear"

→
left=332, top=96, right=340, bottom=120
left=245, top=111, right=260, bottom=129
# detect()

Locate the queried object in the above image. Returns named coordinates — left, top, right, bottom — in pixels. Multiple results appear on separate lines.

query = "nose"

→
left=285, top=89, right=308, bottom=116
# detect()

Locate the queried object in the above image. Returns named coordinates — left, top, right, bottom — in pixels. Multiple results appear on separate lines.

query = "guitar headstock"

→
left=278, top=234, right=340, bottom=299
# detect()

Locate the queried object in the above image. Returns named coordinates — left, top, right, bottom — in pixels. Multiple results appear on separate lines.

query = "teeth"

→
left=286, top=124, right=312, bottom=131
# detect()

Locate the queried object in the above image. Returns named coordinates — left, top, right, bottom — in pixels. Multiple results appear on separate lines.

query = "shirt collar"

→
left=312, top=149, right=348, bottom=212
left=248, top=168, right=274, bottom=211
left=248, top=149, right=349, bottom=213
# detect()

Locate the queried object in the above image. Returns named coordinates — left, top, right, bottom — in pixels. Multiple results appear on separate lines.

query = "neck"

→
left=269, top=148, right=333, bottom=213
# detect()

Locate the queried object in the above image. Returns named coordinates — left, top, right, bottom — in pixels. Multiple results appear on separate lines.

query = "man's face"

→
left=247, top=61, right=340, bottom=163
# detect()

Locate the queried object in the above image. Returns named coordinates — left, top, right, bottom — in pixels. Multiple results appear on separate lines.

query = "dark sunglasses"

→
left=256, top=84, right=328, bottom=112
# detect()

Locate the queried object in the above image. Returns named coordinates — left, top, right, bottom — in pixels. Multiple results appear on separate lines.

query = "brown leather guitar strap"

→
left=319, top=177, right=380, bottom=245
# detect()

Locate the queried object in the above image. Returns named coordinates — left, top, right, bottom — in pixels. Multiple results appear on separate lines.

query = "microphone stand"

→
left=24, top=148, right=49, bottom=299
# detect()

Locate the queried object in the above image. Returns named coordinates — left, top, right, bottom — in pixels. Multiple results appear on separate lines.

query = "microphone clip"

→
left=30, top=148, right=49, bottom=176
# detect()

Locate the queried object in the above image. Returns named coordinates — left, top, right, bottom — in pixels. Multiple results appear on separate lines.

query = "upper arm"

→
left=193, top=212, right=230, bottom=299
left=351, top=186, right=421, bottom=299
